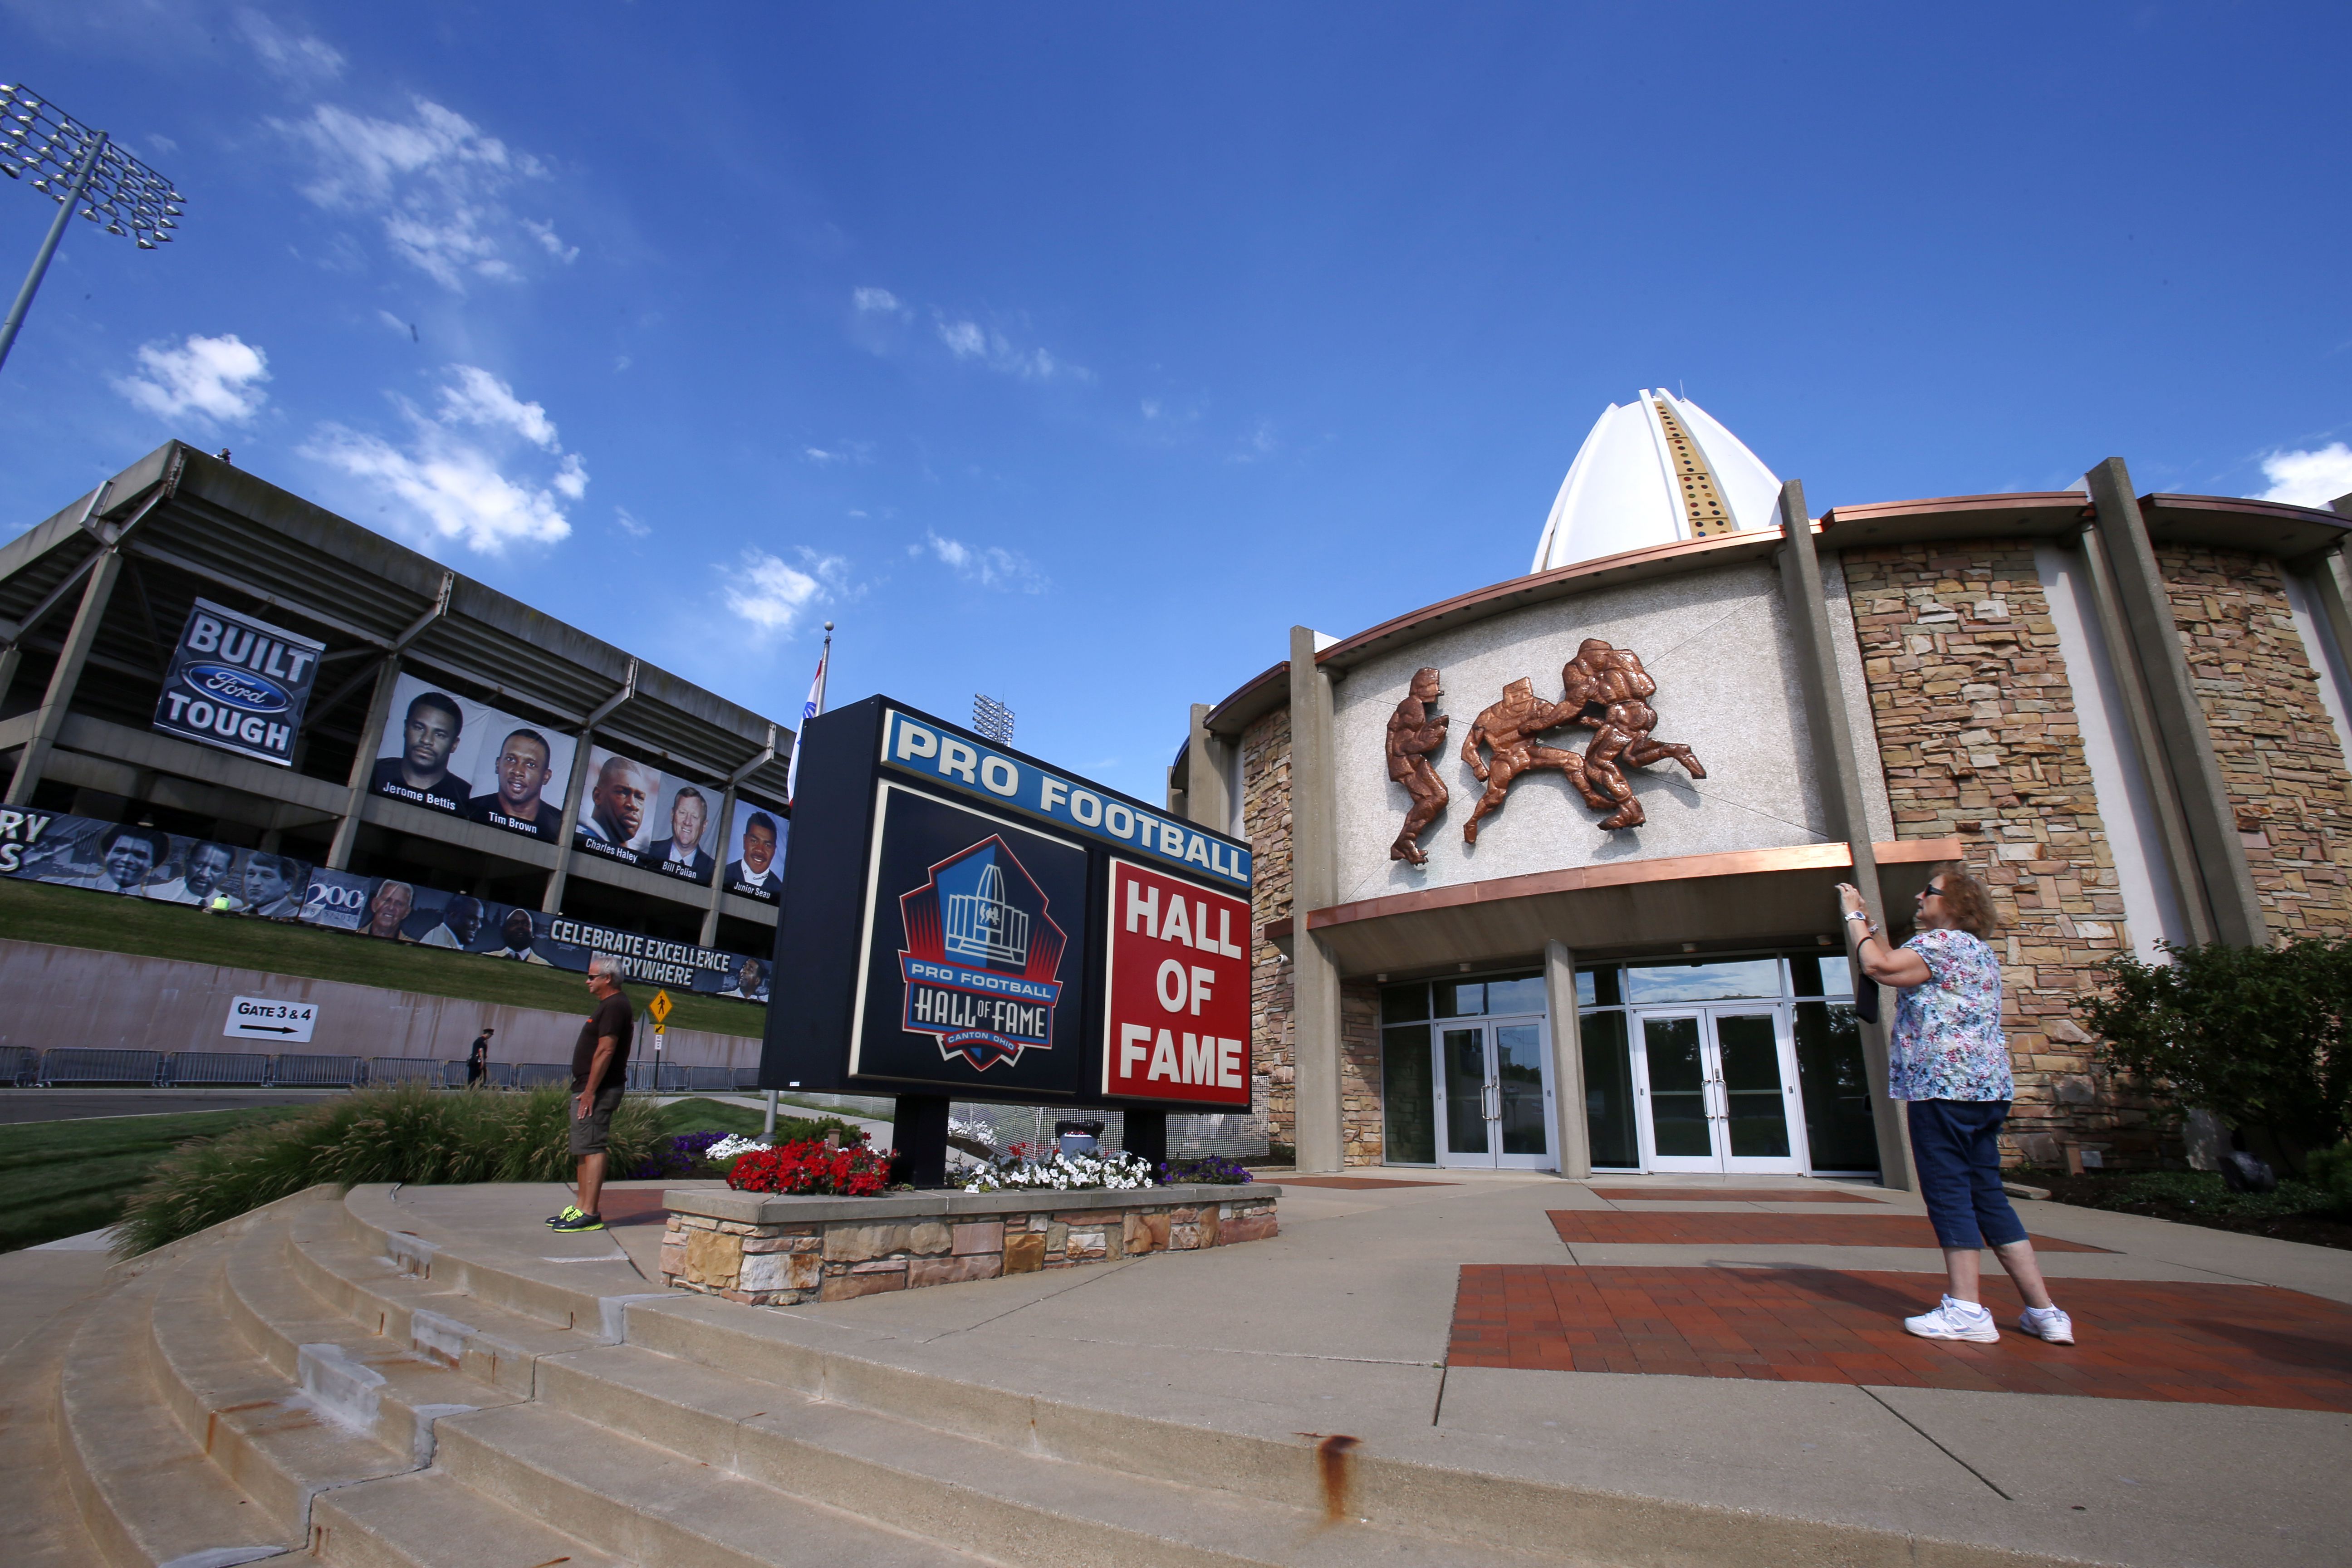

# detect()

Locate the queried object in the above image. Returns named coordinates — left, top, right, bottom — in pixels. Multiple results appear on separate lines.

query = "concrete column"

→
left=1774, top=480, right=1914, bottom=1189
left=2075, top=524, right=2216, bottom=946
left=698, top=784, right=737, bottom=947
left=1543, top=939, right=1591, bottom=1179
left=0, top=643, right=20, bottom=715
left=542, top=732, right=599, bottom=915
left=1182, top=703, right=1233, bottom=832
left=2083, top=459, right=2266, bottom=946
left=325, top=658, right=402, bottom=871
left=2297, top=545, right=2352, bottom=740
left=5, top=548, right=122, bottom=807
left=1286, top=624, right=1344, bottom=1173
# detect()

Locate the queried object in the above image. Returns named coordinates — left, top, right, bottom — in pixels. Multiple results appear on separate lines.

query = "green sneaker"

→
left=549, top=1211, right=605, bottom=1233
left=544, top=1204, right=583, bottom=1228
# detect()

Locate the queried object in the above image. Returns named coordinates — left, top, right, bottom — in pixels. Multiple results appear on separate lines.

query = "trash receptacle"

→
left=1056, top=1118, right=1105, bottom=1157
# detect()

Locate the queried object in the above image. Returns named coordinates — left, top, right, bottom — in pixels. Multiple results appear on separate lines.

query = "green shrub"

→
left=2080, top=938, right=2352, bottom=1161
left=2307, top=1141, right=2352, bottom=1215
left=115, top=1083, right=662, bottom=1255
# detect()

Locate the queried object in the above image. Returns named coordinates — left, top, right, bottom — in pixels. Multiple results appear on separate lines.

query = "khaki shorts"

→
left=569, top=1083, right=626, bottom=1156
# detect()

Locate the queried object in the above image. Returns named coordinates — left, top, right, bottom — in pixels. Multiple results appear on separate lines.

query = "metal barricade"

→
left=513, top=1063, right=572, bottom=1088
left=271, top=1054, right=365, bottom=1088
left=164, top=1051, right=273, bottom=1088
left=38, top=1049, right=167, bottom=1087
left=625, top=1060, right=657, bottom=1092
left=733, top=1066, right=762, bottom=1091
left=688, top=1065, right=736, bottom=1093
left=0, top=1044, right=35, bottom=1087
left=368, top=1058, right=441, bottom=1086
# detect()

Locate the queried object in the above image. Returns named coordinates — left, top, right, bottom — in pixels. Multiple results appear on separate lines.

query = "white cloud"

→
left=237, top=8, right=345, bottom=87
left=722, top=547, right=847, bottom=636
left=803, top=441, right=873, bottom=467
left=937, top=319, right=987, bottom=358
left=912, top=529, right=1046, bottom=593
left=2259, top=444, right=2352, bottom=509
left=301, top=365, right=584, bottom=554
left=614, top=506, right=651, bottom=538
left=148, top=133, right=179, bottom=156
left=113, top=333, right=270, bottom=425
left=854, top=286, right=907, bottom=316
left=932, top=314, right=1089, bottom=382
left=275, top=98, right=553, bottom=293
left=1230, top=420, right=1278, bottom=463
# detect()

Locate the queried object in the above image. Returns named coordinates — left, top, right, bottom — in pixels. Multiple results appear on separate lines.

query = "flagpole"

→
left=765, top=620, right=832, bottom=1145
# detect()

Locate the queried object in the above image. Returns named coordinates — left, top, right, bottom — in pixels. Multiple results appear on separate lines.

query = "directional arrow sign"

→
left=226, top=996, right=318, bottom=1043
left=648, top=989, right=673, bottom=1027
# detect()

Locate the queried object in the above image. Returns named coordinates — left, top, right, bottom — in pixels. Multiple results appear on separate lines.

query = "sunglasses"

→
left=1918, top=882, right=1947, bottom=900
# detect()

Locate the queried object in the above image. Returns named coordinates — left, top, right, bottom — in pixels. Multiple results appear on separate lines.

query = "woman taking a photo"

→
left=1837, top=866, right=2075, bottom=1345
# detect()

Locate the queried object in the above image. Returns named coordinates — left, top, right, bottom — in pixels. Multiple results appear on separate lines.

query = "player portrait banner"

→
left=573, top=745, right=720, bottom=887
left=720, top=796, right=786, bottom=904
left=6, top=812, right=310, bottom=915
left=369, top=672, right=577, bottom=842
left=152, top=598, right=325, bottom=769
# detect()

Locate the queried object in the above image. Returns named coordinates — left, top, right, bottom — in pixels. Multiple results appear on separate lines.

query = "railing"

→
left=513, top=1063, right=572, bottom=1088
left=163, top=1051, right=273, bottom=1087
left=37, top=1049, right=167, bottom=1087
left=271, top=1054, right=366, bottom=1088
left=0, top=1044, right=35, bottom=1087
left=367, top=1058, right=441, bottom=1085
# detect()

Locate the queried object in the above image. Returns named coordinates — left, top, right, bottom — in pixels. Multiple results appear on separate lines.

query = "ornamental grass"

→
left=115, top=1082, right=663, bottom=1255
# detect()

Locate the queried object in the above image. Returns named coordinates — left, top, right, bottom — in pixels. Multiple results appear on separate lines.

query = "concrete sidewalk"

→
left=367, top=1168, right=2351, bottom=1568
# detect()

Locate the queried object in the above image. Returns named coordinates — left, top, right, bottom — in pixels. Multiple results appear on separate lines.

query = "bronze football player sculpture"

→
left=1386, top=667, right=1450, bottom=863
left=1553, top=638, right=1705, bottom=830
left=1459, top=676, right=1590, bottom=845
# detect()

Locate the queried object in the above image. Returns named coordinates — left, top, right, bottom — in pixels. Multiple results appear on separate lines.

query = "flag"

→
left=783, top=636, right=828, bottom=809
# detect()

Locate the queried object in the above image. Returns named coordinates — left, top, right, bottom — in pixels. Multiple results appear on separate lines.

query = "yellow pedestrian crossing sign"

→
left=648, top=989, right=673, bottom=1026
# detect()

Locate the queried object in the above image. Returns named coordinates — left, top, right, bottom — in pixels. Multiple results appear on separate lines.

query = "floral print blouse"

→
left=1888, top=927, right=2013, bottom=1102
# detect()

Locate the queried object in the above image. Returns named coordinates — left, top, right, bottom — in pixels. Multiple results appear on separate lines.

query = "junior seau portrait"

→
left=649, top=786, right=714, bottom=883
left=579, top=754, right=655, bottom=854
left=725, top=809, right=781, bottom=898
left=371, top=691, right=470, bottom=813
left=468, top=727, right=562, bottom=842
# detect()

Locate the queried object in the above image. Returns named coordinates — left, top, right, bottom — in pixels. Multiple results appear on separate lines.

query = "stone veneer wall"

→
left=663, top=1193, right=1280, bottom=1307
left=1841, top=541, right=2151, bottom=1165
left=2159, top=546, right=2352, bottom=939
left=1340, top=978, right=1382, bottom=1165
left=1241, top=706, right=1295, bottom=1148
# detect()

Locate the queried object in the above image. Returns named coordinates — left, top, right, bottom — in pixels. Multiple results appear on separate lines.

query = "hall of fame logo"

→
left=897, top=835, right=1066, bottom=1070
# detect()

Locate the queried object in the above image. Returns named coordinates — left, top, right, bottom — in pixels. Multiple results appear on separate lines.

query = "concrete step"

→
left=337, top=1184, right=649, bottom=1337
left=285, top=1200, right=613, bottom=1396
left=142, top=1234, right=421, bottom=1535
left=54, top=1261, right=297, bottom=1568
left=308, top=1470, right=620, bottom=1568
left=536, top=1340, right=1545, bottom=1568
left=432, top=1401, right=993, bottom=1568
left=218, top=1214, right=522, bottom=1464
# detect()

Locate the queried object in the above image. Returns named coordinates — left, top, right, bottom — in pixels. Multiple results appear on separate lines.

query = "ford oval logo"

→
left=186, top=663, right=290, bottom=713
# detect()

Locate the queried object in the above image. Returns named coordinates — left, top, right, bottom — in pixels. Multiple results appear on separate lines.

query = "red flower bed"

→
left=726, top=1137, right=893, bottom=1197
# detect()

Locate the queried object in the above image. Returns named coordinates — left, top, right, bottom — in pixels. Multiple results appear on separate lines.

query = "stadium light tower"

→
left=0, top=83, right=182, bottom=375
left=972, top=693, right=1014, bottom=745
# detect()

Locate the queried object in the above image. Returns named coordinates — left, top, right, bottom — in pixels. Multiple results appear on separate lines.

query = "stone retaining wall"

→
left=660, top=1184, right=1282, bottom=1307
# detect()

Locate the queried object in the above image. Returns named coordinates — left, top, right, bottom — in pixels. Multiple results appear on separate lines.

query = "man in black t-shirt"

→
left=467, top=1028, right=492, bottom=1087
left=549, top=954, right=635, bottom=1233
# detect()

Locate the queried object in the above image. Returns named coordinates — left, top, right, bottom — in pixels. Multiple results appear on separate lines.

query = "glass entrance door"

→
left=1433, top=1018, right=1555, bottom=1169
left=1631, top=1008, right=1806, bottom=1174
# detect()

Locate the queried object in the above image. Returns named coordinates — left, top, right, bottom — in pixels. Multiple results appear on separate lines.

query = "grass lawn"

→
left=0, top=1104, right=312, bottom=1253
left=653, top=1096, right=872, bottom=1142
left=0, top=875, right=767, bottom=1039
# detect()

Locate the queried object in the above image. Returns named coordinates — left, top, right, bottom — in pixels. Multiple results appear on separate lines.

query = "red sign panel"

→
left=1101, top=858, right=1252, bottom=1105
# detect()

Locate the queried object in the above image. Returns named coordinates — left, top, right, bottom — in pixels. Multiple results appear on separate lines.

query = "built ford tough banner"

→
left=152, top=598, right=325, bottom=769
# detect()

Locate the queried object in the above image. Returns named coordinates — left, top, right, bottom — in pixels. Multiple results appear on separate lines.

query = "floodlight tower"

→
left=972, top=693, right=1014, bottom=746
left=0, top=83, right=183, bottom=375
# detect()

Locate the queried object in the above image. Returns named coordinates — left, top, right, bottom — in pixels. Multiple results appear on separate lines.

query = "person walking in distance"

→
left=548, top=955, right=636, bottom=1233
left=467, top=1027, right=493, bottom=1087
left=1838, top=866, right=2075, bottom=1345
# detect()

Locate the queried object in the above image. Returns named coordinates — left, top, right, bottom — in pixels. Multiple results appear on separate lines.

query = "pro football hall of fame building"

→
left=1166, top=389, right=2352, bottom=1184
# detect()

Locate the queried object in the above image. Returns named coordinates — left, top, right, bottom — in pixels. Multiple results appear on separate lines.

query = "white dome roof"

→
left=1530, top=390, right=1783, bottom=573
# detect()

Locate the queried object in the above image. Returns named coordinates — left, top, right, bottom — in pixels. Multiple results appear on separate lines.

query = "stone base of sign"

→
left=659, top=1183, right=1281, bottom=1306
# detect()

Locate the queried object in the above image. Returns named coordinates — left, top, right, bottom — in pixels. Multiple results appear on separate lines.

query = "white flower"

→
left=961, top=1150, right=1154, bottom=1194
left=706, top=1134, right=769, bottom=1161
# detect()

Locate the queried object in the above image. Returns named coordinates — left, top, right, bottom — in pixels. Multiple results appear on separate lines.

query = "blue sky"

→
left=1, top=3, right=2346, bottom=804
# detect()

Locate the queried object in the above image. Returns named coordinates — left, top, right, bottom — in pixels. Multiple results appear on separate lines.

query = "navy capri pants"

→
left=1906, top=1099, right=2029, bottom=1250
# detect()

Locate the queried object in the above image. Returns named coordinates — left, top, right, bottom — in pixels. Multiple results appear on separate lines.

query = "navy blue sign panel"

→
left=850, top=784, right=1088, bottom=1093
left=152, top=598, right=324, bottom=768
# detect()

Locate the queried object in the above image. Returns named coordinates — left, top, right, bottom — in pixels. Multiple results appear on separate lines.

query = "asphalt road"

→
left=0, top=1089, right=348, bottom=1125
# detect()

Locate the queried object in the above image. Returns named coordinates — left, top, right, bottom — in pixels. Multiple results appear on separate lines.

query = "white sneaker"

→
left=2018, top=1305, right=2075, bottom=1344
left=1903, top=1296, right=2000, bottom=1343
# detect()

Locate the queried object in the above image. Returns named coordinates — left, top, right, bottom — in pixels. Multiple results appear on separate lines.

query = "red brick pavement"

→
left=1590, top=1186, right=1887, bottom=1204
left=1277, top=1177, right=1457, bottom=1190
left=597, top=1189, right=671, bottom=1228
left=1550, top=1210, right=2107, bottom=1251
left=1447, top=1264, right=2352, bottom=1411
